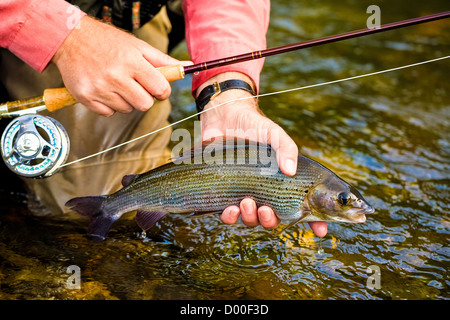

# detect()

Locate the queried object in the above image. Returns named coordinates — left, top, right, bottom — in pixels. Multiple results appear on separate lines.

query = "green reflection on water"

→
left=1, top=0, right=449, bottom=300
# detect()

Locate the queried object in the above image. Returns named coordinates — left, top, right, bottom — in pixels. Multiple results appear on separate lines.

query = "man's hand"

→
left=52, top=16, right=184, bottom=116
left=197, top=72, right=327, bottom=237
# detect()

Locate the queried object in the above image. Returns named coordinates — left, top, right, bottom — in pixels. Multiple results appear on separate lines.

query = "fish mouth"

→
left=351, top=213, right=366, bottom=223
left=345, top=206, right=375, bottom=223
left=365, top=206, right=375, bottom=214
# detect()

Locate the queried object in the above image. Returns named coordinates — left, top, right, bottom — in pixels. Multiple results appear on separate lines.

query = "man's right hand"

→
left=52, top=16, right=184, bottom=116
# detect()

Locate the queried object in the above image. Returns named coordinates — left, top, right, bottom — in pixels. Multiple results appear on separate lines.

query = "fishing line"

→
left=60, top=55, right=450, bottom=168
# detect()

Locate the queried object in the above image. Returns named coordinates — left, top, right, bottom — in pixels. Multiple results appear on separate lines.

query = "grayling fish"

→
left=66, top=138, right=374, bottom=240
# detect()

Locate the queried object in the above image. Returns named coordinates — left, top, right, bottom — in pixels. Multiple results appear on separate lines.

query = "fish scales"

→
left=65, top=138, right=374, bottom=240
left=106, top=154, right=320, bottom=217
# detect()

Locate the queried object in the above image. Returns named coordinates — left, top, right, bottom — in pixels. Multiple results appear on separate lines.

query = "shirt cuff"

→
left=7, top=0, right=86, bottom=72
left=190, top=40, right=265, bottom=94
left=183, top=0, right=269, bottom=95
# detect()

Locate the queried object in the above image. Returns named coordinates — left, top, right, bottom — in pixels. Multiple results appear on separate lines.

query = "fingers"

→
left=137, top=44, right=185, bottom=101
left=268, top=126, right=299, bottom=176
left=240, top=198, right=259, bottom=227
left=85, top=100, right=116, bottom=117
left=132, top=58, right=193, bottom=105
left=257, top=206, right=280, bottom=229
left=69, top=63, right=168, bottom=115
left=220, top=200, right=328, bottom=238
left=76, top=89, right=134, bottom=116
left=109, top=58, right=174, bottom=112
left=220, top=199, right=280, bottom=229
left=121, top=78, right=155, bottom=112
left=140, top=43, right=181, bottom=68
left=134, top=63, right=172, bottom=101
left=278, top=141, right=298, bottom=176
left=220, top=206, right=240, bottom=224
left=53, top=16, right=186, bottom=117
left=86, top=63, right=170, bottom=114
left=309, top=221, right=327, bottom=237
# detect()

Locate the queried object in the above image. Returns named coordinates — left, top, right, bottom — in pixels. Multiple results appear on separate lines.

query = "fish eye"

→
left=338, top=192, right=350, bottom=206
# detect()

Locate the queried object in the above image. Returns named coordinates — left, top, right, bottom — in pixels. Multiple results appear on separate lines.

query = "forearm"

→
left=183, top=0, right=270, bottom=93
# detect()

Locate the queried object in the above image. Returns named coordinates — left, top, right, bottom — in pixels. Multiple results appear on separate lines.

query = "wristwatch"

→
left=195, top=79, right=256, bottom=117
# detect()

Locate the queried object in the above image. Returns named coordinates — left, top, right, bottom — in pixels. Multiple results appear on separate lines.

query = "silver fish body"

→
left=66, top=138, right=374, bottom=240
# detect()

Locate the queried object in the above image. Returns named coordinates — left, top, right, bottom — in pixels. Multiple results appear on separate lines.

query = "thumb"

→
left=140, top=44, right=181, bottom=67
left=266, top=124, right=298, bottom=176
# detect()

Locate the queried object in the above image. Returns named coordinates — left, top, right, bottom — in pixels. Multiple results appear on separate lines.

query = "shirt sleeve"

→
left=183, top=0, right=270, bottom=93
left=0, top=0, right=86, bottom=72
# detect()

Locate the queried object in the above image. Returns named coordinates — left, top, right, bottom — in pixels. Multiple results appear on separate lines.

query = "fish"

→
left=65, top=137, right=374, bottom=240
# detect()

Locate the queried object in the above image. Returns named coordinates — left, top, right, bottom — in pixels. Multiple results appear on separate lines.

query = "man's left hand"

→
left=197, top=72, right=327, bottom=237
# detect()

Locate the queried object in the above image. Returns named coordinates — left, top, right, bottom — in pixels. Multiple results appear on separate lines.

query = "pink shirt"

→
left=0, top=0, right=269, bottom=91
left=0, top=0, right=86, bottom=72
left=183, top=0, right=270, bottom=92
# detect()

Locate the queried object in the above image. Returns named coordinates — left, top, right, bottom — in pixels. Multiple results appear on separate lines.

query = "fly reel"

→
left=1, top=115, right=70, bottom=178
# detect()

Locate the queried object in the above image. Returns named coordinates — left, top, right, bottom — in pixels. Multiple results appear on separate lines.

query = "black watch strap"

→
left=195, top=79, right=256, bottom=116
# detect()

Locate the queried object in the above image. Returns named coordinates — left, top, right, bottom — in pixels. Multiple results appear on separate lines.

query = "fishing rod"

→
left=184, top=11, right=450, bottom=74
left=1, top=11, right=449, bottom=178
left=1, top=11, right=449, bottom=117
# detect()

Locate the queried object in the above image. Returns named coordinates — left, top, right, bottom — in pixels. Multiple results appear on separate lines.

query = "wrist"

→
left=52, top=15, right=91, bottom=66
left=195, top=72, right=258, bottom=119
left=198, top=89, right=261, bottom=127
left=196, top=79, right=256, bottom=114
left=195, top=72, right=256, bottom=97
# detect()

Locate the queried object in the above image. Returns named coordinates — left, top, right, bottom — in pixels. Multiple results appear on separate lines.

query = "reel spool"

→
left=1, top=115, right=70, bottom=178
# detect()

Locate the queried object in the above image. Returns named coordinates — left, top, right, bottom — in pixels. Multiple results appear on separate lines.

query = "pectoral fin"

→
left=273, top=200, right=313, bottom=235
left=135, top=211, right=168, bottom=230
left=297, top=197, right=314, bottom=222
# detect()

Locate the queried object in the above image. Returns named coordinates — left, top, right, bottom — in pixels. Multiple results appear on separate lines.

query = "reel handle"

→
left=1, top=65, right=186, bottom=115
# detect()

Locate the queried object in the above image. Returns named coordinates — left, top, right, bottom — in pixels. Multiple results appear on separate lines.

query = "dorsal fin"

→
left=170, top=136, right=274, bottom=163
left=121, top=174, right=139, bottom=187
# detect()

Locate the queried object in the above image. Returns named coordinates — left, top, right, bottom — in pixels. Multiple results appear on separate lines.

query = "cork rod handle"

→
left=4, top=65, right=186, bottom=114
left=157, top=64, right=185, bottom=83
left=43, top=88, right=78, bottom=112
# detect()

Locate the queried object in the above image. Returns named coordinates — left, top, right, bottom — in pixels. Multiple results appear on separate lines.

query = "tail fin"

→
left=65, top=196, right=117, bottom=241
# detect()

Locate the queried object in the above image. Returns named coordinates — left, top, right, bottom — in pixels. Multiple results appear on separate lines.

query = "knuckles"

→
left=69, top=64, right=171, bottom=116
left=101, top=109, right=116, bottom=117
left=151, top=83, right=171, bottom=100
left=134, top=96, right=154, bottom=112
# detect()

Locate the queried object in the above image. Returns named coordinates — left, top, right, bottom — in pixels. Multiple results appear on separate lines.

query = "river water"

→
left=0, top=0, right=449, bottom=300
